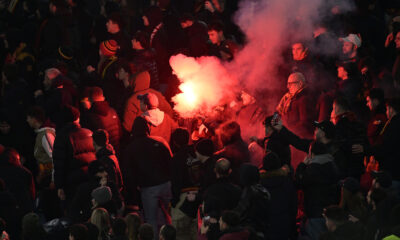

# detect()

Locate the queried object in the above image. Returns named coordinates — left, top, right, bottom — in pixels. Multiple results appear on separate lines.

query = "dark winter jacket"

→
left=183, top=20, right=209, bottom=57
left=0, top=159, right=35, bottom=215
left=81, top=101, right=122, bottom=154
left=219, top=227, right=250, bottom=240
left=260, top=169, right=297, bottom=240
left=367, top=106, right=387, bottom=146
left=263, top=128, right=292, bottom=166
left=334, top=112, right=368, bottom=179
left=373, top=114, right=400, bottom=180
left=122, top=118, right=172, bottom=188
left=295, top=154, right=340, bottom=218
left=53, top=122, right=96, bottom=195
left=96, top=144, right=123, bottom=191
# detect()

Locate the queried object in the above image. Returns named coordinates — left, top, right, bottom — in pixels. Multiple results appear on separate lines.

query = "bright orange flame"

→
left=180, top=82, right=197, bottom=106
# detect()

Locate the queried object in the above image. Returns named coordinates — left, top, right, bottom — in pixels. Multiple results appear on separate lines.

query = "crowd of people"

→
left=1, top=0, right=400, bottom=239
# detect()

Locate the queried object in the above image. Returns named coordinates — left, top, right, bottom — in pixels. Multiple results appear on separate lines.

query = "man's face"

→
left=117, top=68, right=128, bottom=81
left=395, top=32, right=400, bottom=49
left=366, top=96, right=379, bottom=111
left=337, top=66, right=347, bottom=80
left=292, top=43, right=306, bottom=61
left=287, top=75, right=302, bottom=95
left=106, top=20, right=119, bottom=34
left=208, top=30, right=222, bottom=45
left=342, top=41, right=355, bottom=55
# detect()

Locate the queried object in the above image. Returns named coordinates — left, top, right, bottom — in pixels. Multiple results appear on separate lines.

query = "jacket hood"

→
left=134, top=71, right=151, bottom=92
left=35, top=127, right=55, bottom=134
left=310, top=153, right=334, bottom=165
left=91, top=101, right=110, bottom=116
left=142, top=108, right=164, bottom=126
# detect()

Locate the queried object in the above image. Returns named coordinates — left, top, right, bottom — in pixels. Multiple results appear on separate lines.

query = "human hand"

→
left=57, top=188, right=66, bottom=200
left=352, top=144, right=364, bottom=154
left=34, top=89, right=43, bottom=97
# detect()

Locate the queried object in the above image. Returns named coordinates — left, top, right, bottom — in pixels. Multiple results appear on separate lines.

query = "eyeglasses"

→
left=287, top=81, right=300, bottom=85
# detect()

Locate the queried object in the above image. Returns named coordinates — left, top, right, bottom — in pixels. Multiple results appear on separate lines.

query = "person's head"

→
left=219, top=211, right=240, bottom=231
left=132, top=31, right=150, bottom=50
left=331, top=97, right=350, bottom=124
left=131, top=117, right=150, bottom=137
left=386, top=98, right=400, bottom=119
left=309, top=140, right=328, bottom=157
left=171, top=128, right=189, bottom=149
left=337, top=62, right=358, bottom=81
left=69, top=224, right=88, bottom=240
left=125, top=213, right=142, bottom=240
left=218, top=121, right=242, bottom=146
left=322, top=205, right=347, bottom=232
left=49, top=0, right=66, bottom=14
left=240, top=163, right=260, bottom=186
left=395, top=31, right=400, bottom=49
left=292, top=42, right=308, bottom=61
left=214, top=158, right=231, bottom=178
left=159, top=224, right=176, bottom=240
left=262, top=115, right=275, bottom=137
left=208, top=21, right=224, bottom=45
left=90, top=208, right=110, bottom=234
left=22, top=213, right=46, bottom=238
left=180, top=13, right=194, bottom=29
left=26, top=106, right=46, bottom=130
left=88, top=160, right=108, bottom=180
left=116, top=60, right=133, bottom=81
left=88, top=87, right=105, bottom=103
left=367, top=88, right=385, bottom=111
left=143, top=6, right=163, bottom=28
left=112, top=218, right=127, bottom=237
left=61, top=105, right=80, bottom=124
left=367, top=187, right=387, bottom=211
left=106, top=12, right=123, bottom=34
left=262, top=152, right=282, bottom=171
left=91, top=186, right=112, bottom=208
left=340, top=33, right=361, bottom=57
left=138, top=223, right=154, bottom=240
left=92, top=129, right=109, bottom=151
left=83, top=222, right=99, bottom=240
left=0, top=148, right=21, bottom=166
left=287, top=72, right=306, bottom=95
left=44, top=68, right=61, bottom=90
left=371, top=171, right=393, bottom=190
left=313, top=120, right=335, bottom=142
left=194, top=138, right=215, bottom=161
left=341, top=177, right=360, bottom=195
left=99, top=40, right=118, bottom=57
left=138, top=93, right=159, bottom=112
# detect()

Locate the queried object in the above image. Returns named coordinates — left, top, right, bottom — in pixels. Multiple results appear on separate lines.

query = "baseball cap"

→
left=371, top=171, right=392, bottom=188
left=137, top=92, right=159, bottom=109
left=339, top=33, right=362, bottom=48
left=313, top=120, right=335, bottom=139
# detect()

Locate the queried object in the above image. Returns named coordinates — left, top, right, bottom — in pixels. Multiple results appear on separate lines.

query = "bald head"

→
left=215, top=158, right=231, bottom=178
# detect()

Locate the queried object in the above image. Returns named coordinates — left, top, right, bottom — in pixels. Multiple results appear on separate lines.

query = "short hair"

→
left=221, top=211, right=240, bottom=227
left=45, top=68, right=61, bottom=79
left=369, top=188, right=387, bottom=206
left=219, top=121, right=241, bottom=146
left=138, top=223, right=154, bottom=240
left=116, top=60, right=134, bottom=75
left=108, top=12, right=124, bottom=28
left=133, top=31, right=150, bottom=49
left=208, top=20, right=224, bottom=32
left=288, top=72, right=306, bottom=83
left=263, top=115, right=273, bottom=128
left=27, top=106, right=46, bottom=124
left=215, top=158, right=231, bottom=177
left=93, top=129, right=109, bottom=147
left=338, top=62, right=359, bottom=79
left=180, top=13, right=194, bottom=23
left=112, top=218, right=127, bottom=237
left=160, top=225, right=176, bottom=240
left=334, top=96, right=350, bottom=111
left=69, top=224, right=88, bottom=240
left=171, top=128, right=190, bottom=146
left=387, top=98, right=400, bottom=113
left=89, top=86, right=104, bottom=102
left=323, top=205, right=347, bottom=225
left=310, top=141, right=328, bottom=155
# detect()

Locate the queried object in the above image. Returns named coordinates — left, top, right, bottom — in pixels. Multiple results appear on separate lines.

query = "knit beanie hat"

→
left=91, top=186, right=112, bottom=206
left=99, top=40, right=118, bottom=57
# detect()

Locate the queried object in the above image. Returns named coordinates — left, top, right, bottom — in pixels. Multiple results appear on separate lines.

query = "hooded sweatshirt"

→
left=142, top=108, right=177, bottom=143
